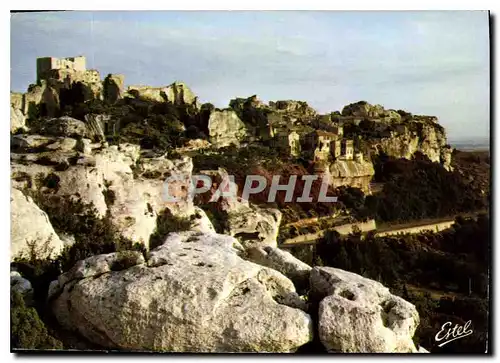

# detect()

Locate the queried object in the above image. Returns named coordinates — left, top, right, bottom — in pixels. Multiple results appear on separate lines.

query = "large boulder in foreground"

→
left=246, top=246, right=312, bottom=289
left=50, top=232, right=312, bottom=352
left=10, top=188, right=64, bottom=261
left=310, top=267, right=420, bottom=353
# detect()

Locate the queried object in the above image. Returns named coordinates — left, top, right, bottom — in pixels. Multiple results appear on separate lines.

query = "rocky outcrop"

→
left=226, top=204, right=282, bottom=249
left=246, top=246, right=312, bottom=288
left=84, top=114, right=109, bottom=141
left=195, top=168, right=241, bottom=211
left=11, top=107, right=27, bottom=134
left=103, top=74, right=125, bottom=104
left=208, top=110, right=250, bottom=148
left=126, top=82, right=197, bottom=107
left=11, top=271, right=34, bottom=303
left=40, top=116, right=89, bottom=138
left=340, top=101, right=452, bottom=168
left=440, top=145, right=454, bottom=171
left=270, top=100, right=317, bottom=118
left=325, top=159, right=375, bottom=194
left=164, top=82, right=198, bottom=106
left=373, top=122, right=448, bottom=165
left=50, top=232, right=312, bottom=352
left=23, top=81, right=61, bottom=119
left=10, top=187, right=64, bottom=261
left=11, top=137, right=197, bottom=249
left=11, top=93, right=27, bottom=133
left=310, top=267, right=420, bottom=353
left=341, top=101, right=391, bottom=119
left=195, top=167, right=282, bottom=248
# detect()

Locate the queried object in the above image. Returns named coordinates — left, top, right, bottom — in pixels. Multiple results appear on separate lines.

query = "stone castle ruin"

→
left=10, top=55, right=200, bottom=139
left=37, top=56, right=87, bottom=81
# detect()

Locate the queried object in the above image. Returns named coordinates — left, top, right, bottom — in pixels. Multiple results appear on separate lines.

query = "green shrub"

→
left=110, top=251, right=143, bottom=271
left=10, top=291, right=63, bottom=350
left=149, top=209, right=192, bottom=250
left=25, top=192, right=139, bottom=272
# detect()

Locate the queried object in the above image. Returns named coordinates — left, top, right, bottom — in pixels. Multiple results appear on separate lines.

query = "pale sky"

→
left=10, top=11, right=490, bottom=141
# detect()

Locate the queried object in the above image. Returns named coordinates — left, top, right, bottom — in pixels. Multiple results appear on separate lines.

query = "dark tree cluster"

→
left=355, top=153, right=490, bottom=223
left=290, top=214, right=490, bottom=353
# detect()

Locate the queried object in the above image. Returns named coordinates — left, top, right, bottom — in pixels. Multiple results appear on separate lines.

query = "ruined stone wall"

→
left=375, top=220, right=455, bottom=237
left=281, top=219, right=377, bottom=245
left=37, top=56, right=87, bottom=81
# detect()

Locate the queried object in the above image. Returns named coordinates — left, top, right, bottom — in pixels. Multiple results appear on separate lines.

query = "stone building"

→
left=36, top=56, right=101, bottom=86
left=341, top=139, right=354, bottom=160
left=333, top=139, right=342, bottom=159
left=304, top=130, right=342, bottom=162
left=37, top=56, right=86, bottom=81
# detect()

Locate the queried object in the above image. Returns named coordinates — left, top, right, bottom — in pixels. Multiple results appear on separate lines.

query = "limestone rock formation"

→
left=11, top=134, right=55, bottom=149
left=440, top=145, right=454, bottom=171
left=195, top=168, right=242, bottom=211
left=41, top=116, right=89, bottom=138
left=24, top=81, right=61, bottom=119
left=195, top=168, right=282, bottom=248
left=270, top=100, right=317, bottom=118
left=226, top=204, right=282, bottom=249
left=341, top=101, right=386, bottom=118
left=11, top=107, right=26, bottom=134
left=339, top=101, right=451, bottom=167
left=50, top=232, right=313, bottom=352
left=189, top=207, right=216, bottom=234
left=126, top=82, right=198, bottom=107
left=164, top=82, right=198, bottom=106
left=208, top=110, right=250, bottom=148
left=310, top=267, right=420, bottom=353
left=84, top=114, right=110, bottom=141
left=103, top=74, right=125, bottom=104
left=10, top=187, right=64, bottom=261
left=11, top=92, right=24, bottom=110
left=11, top=136, right=198, bottom=249
left=374, top=122, right=448, bottom=164
left=325, top=159, right=375, bottom=194
left=11, top=271, right=34, bottom=303
left=246, top=246, right=312, bottom=288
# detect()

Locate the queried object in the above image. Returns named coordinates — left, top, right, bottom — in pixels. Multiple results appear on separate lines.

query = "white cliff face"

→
left=11, top=123, right=201, bottom=250
left=373, top=123, right=447, bottom=163
left=11, top=107, right=27, bottom=134
left=310, top=267, right=420, bottom=353
left=340, top=101, right=452, bottom=169
left=325, top=159, right=375, bottom=194
left=49, top=232, right=313, bottom=352
left=10, top=187, right=64, bottom=261
left=245, top=246, right=312, bottom=288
